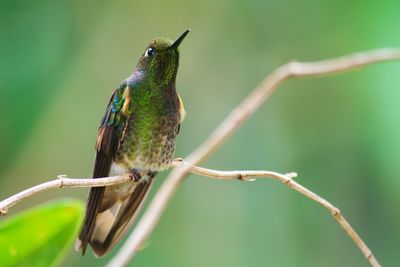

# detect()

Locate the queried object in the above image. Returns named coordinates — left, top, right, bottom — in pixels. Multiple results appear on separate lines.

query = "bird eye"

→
left=145, top=47, right=155, bottom=57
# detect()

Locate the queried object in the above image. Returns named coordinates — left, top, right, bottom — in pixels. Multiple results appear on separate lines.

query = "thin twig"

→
left=0, top=175, right=133, bottom=216
left=0, top=160, right=380, bottom=267
left=173, top=160, right=379, bottom=266
left=0, top=159, right=297, bottom=216
left=0, top=159, right=296, bottom=216
left=1, top=48, right=398, bottom=266
left=108, top=48, right=400, bottom=267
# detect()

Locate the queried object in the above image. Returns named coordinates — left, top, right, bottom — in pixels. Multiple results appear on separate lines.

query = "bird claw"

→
left=130, top=169, right=142, bottom=182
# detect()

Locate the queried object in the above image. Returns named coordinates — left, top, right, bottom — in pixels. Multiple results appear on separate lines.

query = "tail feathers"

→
left=77, top=149, right=113, bottom=255
left=76, top=187, right=105, bottom=255
left=76, top=172, right=156, bottom=257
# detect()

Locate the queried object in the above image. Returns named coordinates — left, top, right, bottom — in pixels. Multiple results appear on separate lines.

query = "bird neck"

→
left=127, top=72, right=178, bottom=116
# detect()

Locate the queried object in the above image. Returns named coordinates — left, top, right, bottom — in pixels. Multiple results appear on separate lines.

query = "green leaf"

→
left=0, top=199, right=84, bottom=267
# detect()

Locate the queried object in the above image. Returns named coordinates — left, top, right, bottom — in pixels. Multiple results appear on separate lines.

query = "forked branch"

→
left=2, top=48, right=399, bottom=267
left=107, top=48, right=400, bottom=267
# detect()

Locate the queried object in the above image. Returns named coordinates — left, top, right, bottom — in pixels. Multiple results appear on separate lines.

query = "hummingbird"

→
left=75, top=29, right=189, bottom=257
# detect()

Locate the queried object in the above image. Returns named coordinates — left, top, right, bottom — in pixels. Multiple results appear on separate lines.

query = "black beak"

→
left=170, top=29, right=190, bottom=49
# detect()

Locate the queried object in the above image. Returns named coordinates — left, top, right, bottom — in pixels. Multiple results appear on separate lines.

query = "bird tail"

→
left=76, top=171, right=156, bottom=257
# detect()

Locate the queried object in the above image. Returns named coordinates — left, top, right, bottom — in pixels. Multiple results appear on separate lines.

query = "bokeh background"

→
left=1, top=0, right=400, bottom=266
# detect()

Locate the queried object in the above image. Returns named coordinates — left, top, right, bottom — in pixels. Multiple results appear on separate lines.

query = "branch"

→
left=108, top=48, right=400, bottom=267
left=1, top=48, right=398, bottom=267
left=0, top=159, right=379, bottom=267
left=0, top=160, right=296, bottom=216
left=171, top=160, right=379, bottom=267
left=0, top=175, right=133, bottom=216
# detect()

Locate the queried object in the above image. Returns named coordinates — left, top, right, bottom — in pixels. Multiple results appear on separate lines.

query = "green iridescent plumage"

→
left=76, top=30, right=189, bottom=257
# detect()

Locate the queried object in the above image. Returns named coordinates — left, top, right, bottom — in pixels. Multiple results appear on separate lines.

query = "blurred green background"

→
left=1, top=0, right=400, bottom=266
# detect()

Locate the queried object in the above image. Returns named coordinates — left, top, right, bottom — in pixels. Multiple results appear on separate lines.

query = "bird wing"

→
left=76, top=81, right=130, bottom=255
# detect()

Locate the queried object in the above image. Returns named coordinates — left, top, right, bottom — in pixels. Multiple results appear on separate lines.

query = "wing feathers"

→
left=76, top=84, right=129, bottom=255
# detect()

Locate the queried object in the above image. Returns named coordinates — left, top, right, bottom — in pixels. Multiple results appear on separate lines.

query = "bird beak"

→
left=170, top=29, right=190, bottom=49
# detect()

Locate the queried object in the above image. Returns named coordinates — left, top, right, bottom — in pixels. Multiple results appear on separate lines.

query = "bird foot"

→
left=130, top=169, right=142, bottom=182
